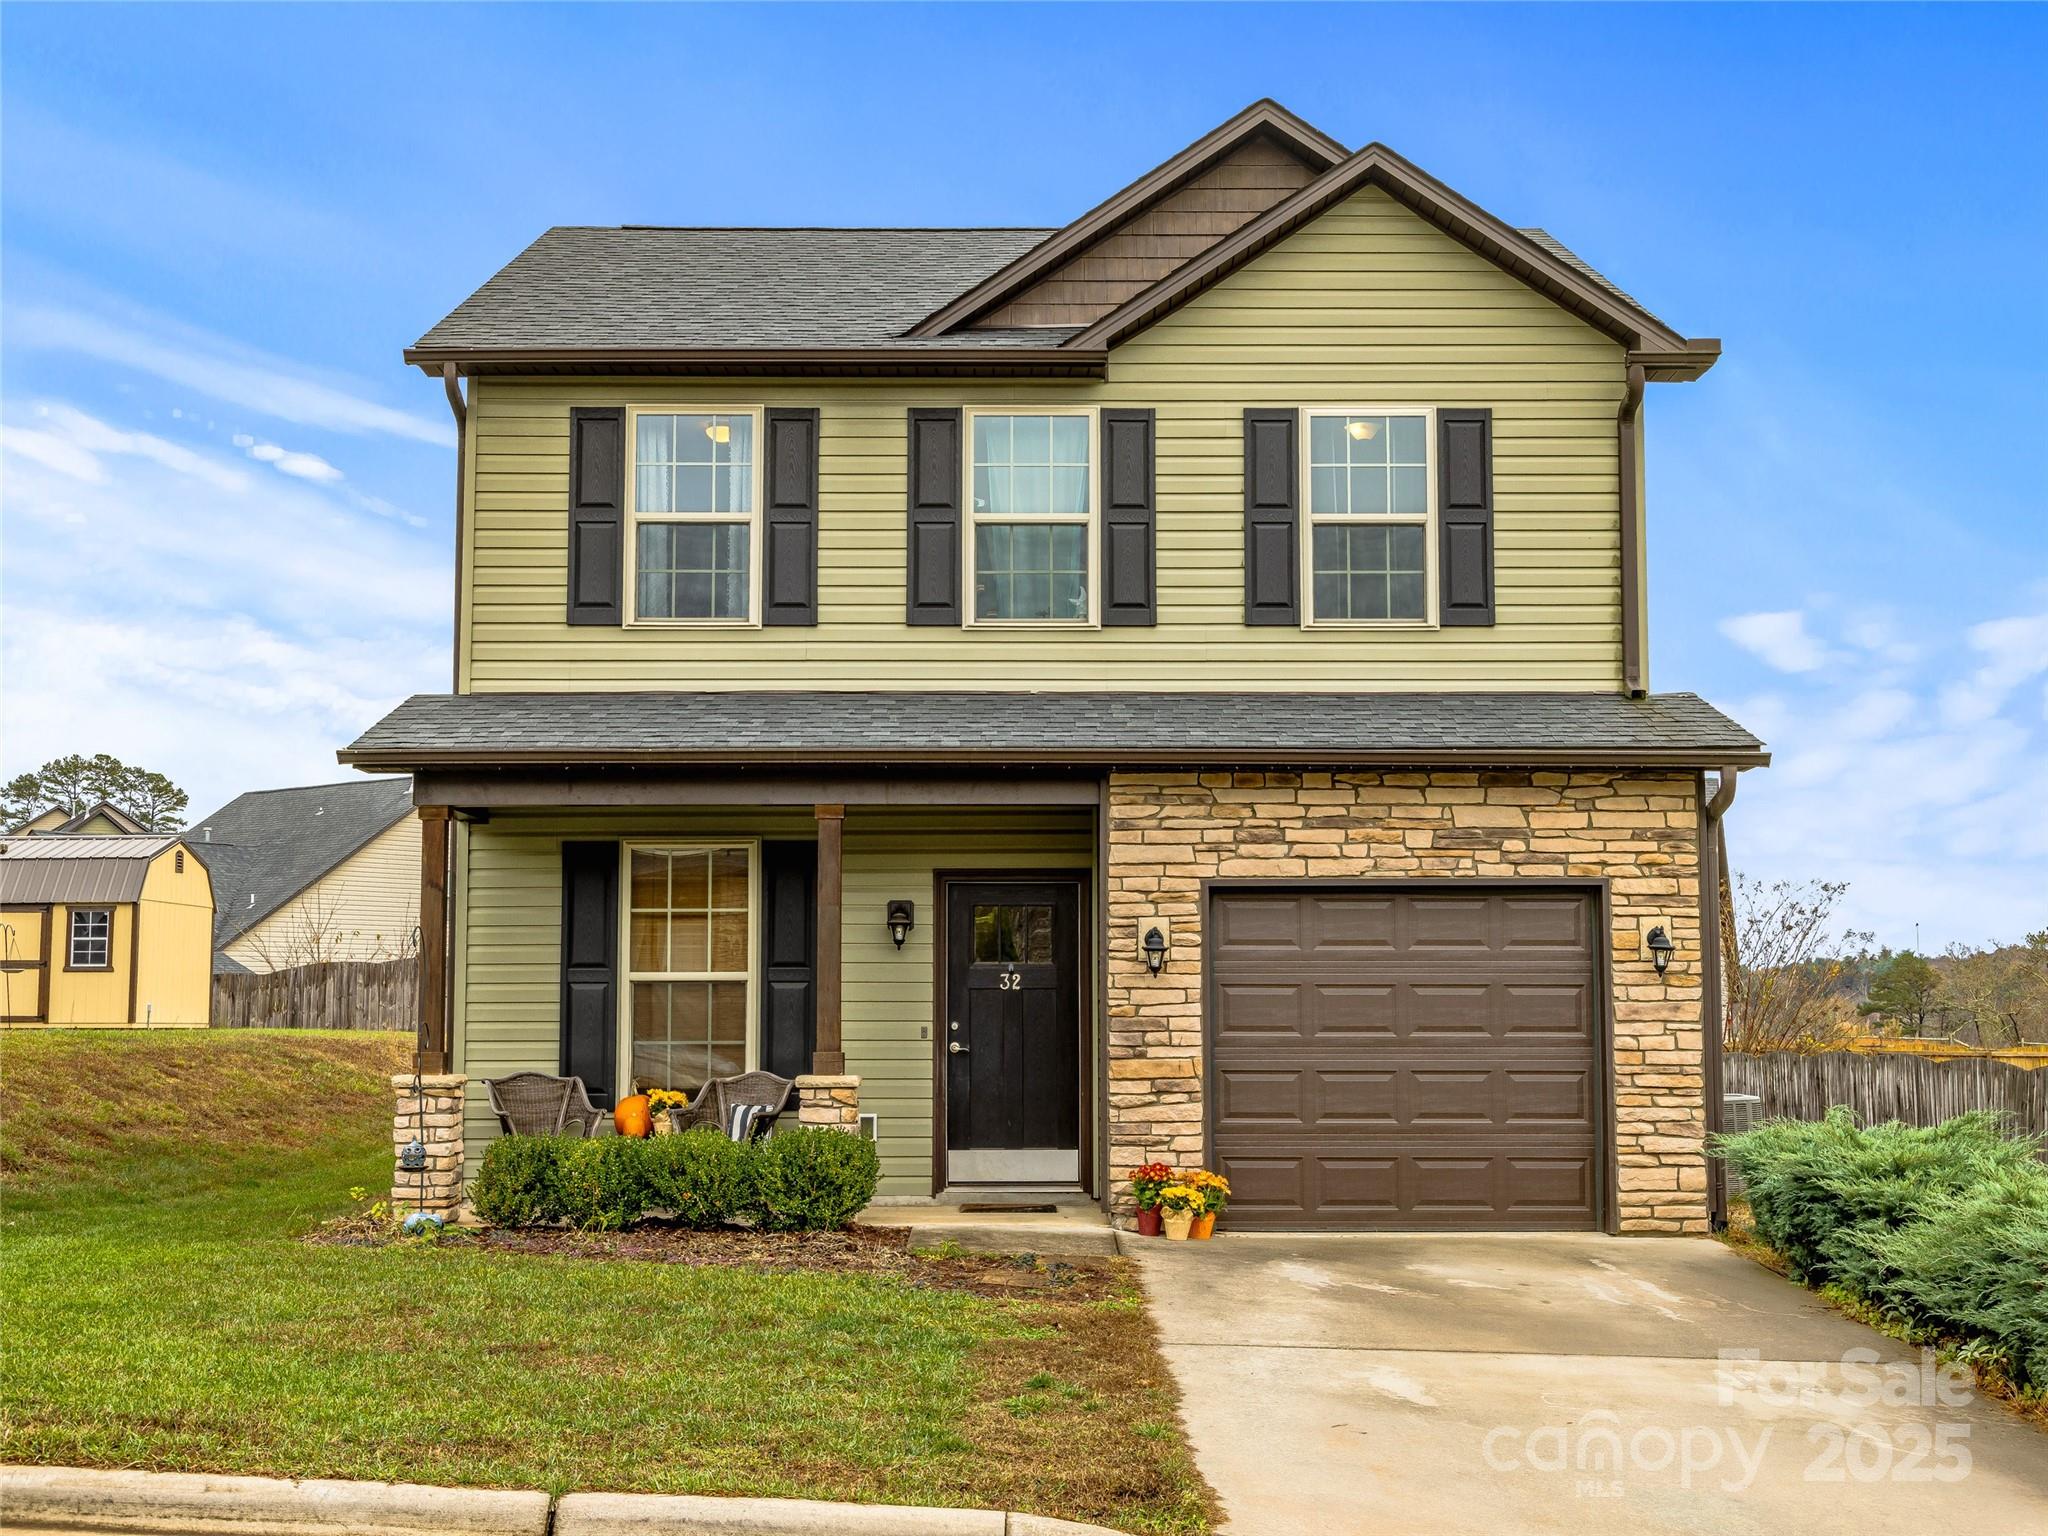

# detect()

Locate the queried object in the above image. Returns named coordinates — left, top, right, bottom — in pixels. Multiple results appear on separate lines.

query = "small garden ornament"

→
left=1128, top=1161, right=1173, bottom=1236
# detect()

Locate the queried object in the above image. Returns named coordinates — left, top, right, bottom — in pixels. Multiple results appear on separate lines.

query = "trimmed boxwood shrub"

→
left=556, top=1136, right=650, bottom=1231
left=641, top=1127, right=757, bottom=1228
left=1715, top=1108, right=2048, bottom=1390
left=468, top=1126, right=879, bottom=1234
left=469, top=1133, right=573, bottom=1227
left=748, top=1126, right=881, bottom=1232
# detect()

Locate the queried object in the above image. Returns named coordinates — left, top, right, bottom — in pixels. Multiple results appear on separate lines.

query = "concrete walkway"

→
left=1135, top=1232, right=2048, bottom=1535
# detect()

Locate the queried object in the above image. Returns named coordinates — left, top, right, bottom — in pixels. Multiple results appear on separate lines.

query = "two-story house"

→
left=346, top=100, right=1765, bottom=1233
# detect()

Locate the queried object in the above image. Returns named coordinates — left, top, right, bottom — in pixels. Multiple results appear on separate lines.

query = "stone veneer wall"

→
left=1103, top=769, right=1707, bottom=1234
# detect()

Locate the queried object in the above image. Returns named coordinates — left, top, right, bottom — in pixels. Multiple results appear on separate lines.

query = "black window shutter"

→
left=566, top=408, right=625, bottom=626
left=1100, top=408, right=1157, bottom=626
left=560, top=841, right=618, bottom=1108
left=763, top=407, right=821, bottom=626
left=1438, top=408, right=1496, bottom=627
left=758, top=840, right=817, bottom=1079
left=905, top=407, right=963, bottom=626
left=1242, top=408, right=1299, bottom=626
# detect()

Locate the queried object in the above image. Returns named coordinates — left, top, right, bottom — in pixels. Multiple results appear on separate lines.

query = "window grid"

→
left=1305, top=409, right=1434, bottom=625
left=968, top=410, right=1094, bottom=624
left=624, top=845, right=752, bottom=1096
left=628, top=410, right=761, bottom=624
left=69, top=908, right=111, bottom=969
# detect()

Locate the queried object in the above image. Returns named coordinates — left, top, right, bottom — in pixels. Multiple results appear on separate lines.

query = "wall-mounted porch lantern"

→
left=1141, top=924, right=1170, bottom=975
left=886, top=899, right=916, bottom=949
left=1646, top=925, right=1675, bottom=977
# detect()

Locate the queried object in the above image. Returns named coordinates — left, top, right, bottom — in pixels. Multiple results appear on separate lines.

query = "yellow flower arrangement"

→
left=1185, top=1168, right=1231, bottom=1213
left=1157, top=1182, right=1203, bottom=1214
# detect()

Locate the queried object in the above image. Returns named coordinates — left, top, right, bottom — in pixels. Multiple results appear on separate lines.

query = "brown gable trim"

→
left=1066, top=142, right=1706, bottom=362
left=402, top=345, right=1107, bottom=380
left=906, top=99, right=1348, bottom=339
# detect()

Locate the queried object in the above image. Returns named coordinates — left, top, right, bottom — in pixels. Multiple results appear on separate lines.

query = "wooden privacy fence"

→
left=1727, top=1051, right=2048, bottom=1143
left=211, top=957, right=417, bottom=1032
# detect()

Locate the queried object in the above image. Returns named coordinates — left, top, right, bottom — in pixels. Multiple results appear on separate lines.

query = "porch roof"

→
left=341, top=690, right=1767, bottom=772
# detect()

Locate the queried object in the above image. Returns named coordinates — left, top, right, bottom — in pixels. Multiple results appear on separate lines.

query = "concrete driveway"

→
left=1134, top=1232, right=2048, bottom=1535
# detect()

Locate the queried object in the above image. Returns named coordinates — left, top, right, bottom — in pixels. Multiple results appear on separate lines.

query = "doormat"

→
left=957, top=1203, right=1059, bottom=1214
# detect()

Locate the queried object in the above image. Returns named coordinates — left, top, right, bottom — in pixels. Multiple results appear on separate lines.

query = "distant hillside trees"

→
left=1, top=753, right=190, bottom=832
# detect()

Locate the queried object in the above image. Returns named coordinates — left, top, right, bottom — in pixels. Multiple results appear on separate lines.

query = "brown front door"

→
left=944, top=880, right=1082, bottom=1184
left=1209, top=886, right=1601, bottom=1230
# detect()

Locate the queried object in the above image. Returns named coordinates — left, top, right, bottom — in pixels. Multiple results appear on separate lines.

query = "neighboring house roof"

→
left=0, top=835, right=184, bottom=904
left=341, top=692, right=1767, bottom=771
left=405, top=98, right=1714, bottom=380
left=7, top=802, right=149, bottom=836
left=189, top=778, right=414, bottom=949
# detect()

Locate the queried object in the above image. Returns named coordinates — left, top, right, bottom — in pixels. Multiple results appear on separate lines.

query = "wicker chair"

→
left=671, top=1070, right=795, bottom=1140
left=486, top=1072, right=607, bottom=1138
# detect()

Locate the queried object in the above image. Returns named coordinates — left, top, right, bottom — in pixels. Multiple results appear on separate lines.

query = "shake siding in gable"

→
left=461, top=185, right=1626, bottom=693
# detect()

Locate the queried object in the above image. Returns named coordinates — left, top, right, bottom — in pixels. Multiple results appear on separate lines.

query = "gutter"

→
left=1617, top=362, right=1648, bottom=696
left=403, top=344, right=1108, bottom=380
left=441, top=365, right=467, bottom=692
left=1700, top=764, right=1741, bottom=1229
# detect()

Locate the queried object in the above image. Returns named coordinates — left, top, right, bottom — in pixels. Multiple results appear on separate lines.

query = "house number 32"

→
left=997, top=972, right=1022, bottom=991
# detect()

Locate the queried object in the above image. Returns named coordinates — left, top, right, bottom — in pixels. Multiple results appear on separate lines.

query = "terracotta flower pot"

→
left=1191, top=1211, right=1217, bottom=1240
left=1162, top=1209, right=1194, bottom=1241
left=1136, top=1207, right=1163, bottom=1237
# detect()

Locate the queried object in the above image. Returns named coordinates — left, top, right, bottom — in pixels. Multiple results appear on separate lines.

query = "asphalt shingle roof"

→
left=188, top=778, right=414, bottom=948
left=413, top=228, right=1069, bottom=353
left=342, top=692, right=1765, bottom=769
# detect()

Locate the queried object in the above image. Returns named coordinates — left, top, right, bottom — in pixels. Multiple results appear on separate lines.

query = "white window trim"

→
left=1300, top=405, right=1440, bottom=629
left=615, top=839, right=761, bottom=1103
left=623, top=406, right=766, bottom=629
left=68, top=907, right=112, bottom=970
left=962, top=405, right=1101, bottom=629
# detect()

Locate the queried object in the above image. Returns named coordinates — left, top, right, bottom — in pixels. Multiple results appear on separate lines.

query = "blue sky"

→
left=3, top=3, right=2043, bottom=947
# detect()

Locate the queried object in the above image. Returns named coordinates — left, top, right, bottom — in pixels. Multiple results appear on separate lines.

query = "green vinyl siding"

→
left=460, top=185, right=1628, bottom=694
left=452, top=808, right=1094, bottom=1197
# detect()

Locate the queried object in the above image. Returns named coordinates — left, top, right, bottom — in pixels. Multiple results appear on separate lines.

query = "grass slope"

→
left=0, top=1030, right=1211, bottom=1533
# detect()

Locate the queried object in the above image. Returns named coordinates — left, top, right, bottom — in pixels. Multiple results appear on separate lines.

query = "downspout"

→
left=1617, top=363, right=1647, bottom=697
left=442, top=364, right=469, bottom=694
left=1700, top=764, right=1740, bottom=1228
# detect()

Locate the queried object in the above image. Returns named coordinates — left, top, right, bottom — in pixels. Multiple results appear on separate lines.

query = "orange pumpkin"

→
left=614, top=1093, right=653, bottom=1138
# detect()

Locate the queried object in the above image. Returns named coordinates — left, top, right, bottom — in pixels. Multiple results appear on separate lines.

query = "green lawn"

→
left=0, top=1032, right=1210, bottom=1533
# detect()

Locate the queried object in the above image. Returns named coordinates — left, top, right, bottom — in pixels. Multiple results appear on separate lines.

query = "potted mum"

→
left=1157, top=1182, right=1202, bottom=1241
left=646, top=1088, right=693, bottom=1135
left=1188, top=1169, right=1230, bottom=1239
left=1128, top=1161, right=1173, bottom=1236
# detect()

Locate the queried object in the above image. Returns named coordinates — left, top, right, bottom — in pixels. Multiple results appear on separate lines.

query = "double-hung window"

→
left=968, top=409, right=1095, bottom=624
left=1305, top=409, right=1434, bottom=624
left=628, top=409, right=762, bottom=623
left=68, top=908, right=111, bottom=969
left=624, top=843, right=754, bottom=1095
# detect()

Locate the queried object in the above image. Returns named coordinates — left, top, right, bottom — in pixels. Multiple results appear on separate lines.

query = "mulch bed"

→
left=309, top=1218, right=1129, bottom=1302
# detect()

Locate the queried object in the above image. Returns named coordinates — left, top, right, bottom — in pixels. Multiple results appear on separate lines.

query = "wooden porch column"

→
left=811, top=804, right=845, bottom=1075
left=416, top=804, right=452, bottom=1073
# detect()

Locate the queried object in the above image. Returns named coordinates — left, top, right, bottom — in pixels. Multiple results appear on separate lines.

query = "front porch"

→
left=410, top=771, right=1110, bottom=1204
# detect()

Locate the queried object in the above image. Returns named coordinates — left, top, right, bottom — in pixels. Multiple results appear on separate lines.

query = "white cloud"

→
left=1, top=398, right=447, bottom=816
left=9, top=304, right=453, bottom=448
left=1720, top=605, right=2048, bottom=948
left=232, top=432, right=344, bottom=483
left=1719, top=609, right=1832, bottom=674
left=1937, top=613, right=2048, bottom=726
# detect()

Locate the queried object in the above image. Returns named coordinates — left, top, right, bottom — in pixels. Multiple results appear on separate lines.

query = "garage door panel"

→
left=1210, top=886, right=1601, bottom=1231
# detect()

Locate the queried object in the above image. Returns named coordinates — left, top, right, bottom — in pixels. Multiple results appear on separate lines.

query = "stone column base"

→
left=793, top=1074, right=861, bottom=1130
left=391, top=1073, right=466, bottom=1216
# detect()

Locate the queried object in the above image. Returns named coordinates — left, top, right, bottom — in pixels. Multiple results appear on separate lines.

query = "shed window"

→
left=68, top=908, right=111, bottom=969
left=1305, top=410, right=1434, bottom=624
left=628, top=411, right=761, bottom=623
left=968, top=411, right=1094, bottom=623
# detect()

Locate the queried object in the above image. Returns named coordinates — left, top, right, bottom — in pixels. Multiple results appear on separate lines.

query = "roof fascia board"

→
left=405, top=346, right=1108, bottom=379
left=1068, top=143, right=1695, bottom=357
left=907, top=99, right=1348, bottom=338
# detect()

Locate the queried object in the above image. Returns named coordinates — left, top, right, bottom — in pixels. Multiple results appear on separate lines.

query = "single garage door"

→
left=1210, top=886, right=1601, bottom=1230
